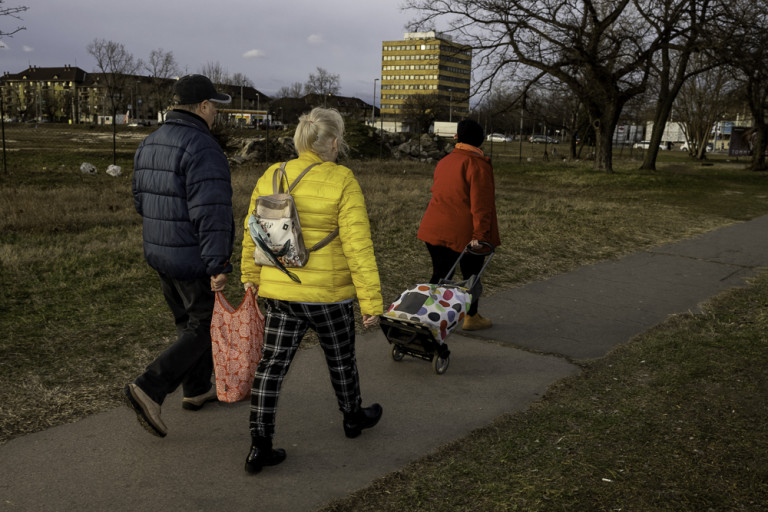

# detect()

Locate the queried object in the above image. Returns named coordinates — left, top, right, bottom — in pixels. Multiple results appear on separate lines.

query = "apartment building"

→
left=0, top=65, right=164, bottom=123
left=1, top=65, right=89, bottom=122
left=1, top=66, right=266, bottom=124
left=380, top=31, right=472, bottom=125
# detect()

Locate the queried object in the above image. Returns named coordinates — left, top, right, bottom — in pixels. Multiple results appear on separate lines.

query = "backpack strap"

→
left=272, top=162, right=289, bottom=194
left=271, top=162, right=321, bottom=193
left=271, top=161, right=339, bottom=253
left=309, top=227, right=339, bottom=252
left=288, top=162, right=321, bottom=192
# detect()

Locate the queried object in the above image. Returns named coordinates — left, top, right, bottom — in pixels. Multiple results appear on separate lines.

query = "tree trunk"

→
left=590, top=106, right=621, bottom=173
left=593, top=129, right=613, bottom=172
left=750, top=121, right=767, bottom=171
left=640, top=98, right=675, bottom=171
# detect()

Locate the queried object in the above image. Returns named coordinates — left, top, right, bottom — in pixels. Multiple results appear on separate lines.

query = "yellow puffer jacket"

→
left=241, top=153, right=383, bottom=316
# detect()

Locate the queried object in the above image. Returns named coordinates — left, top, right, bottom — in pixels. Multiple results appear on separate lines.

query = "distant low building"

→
left=1, top=65, right=87, bottom=122
left=270, top=94, right=373, bottom=126
left=0, top=65, right=268, bottom=124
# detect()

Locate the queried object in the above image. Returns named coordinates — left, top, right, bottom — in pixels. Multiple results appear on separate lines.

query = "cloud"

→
left=307, top=34, right=325, bottom=45
left=242, top=49, right=265, bottom=59
left=0, top=42, right=8, bottom=50
left=23, top=45, right=34, bottom=52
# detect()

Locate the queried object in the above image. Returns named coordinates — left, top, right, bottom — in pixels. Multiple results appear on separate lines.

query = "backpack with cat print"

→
left=247, top=162, right=338, bottom=283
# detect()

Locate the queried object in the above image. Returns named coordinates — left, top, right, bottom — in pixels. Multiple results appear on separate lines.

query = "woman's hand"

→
left=362, top=315, right=380, bottom=328
left=243, top=282, right=256, bottom=294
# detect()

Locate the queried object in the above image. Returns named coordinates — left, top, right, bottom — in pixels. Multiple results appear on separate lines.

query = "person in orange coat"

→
left=417, top=118, right=501, bottom=330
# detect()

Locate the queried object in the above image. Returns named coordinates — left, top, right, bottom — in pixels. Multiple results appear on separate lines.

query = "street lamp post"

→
left=519, top=106, right=524, bottom=164
left=372, top=78, right=379, bottom=127
left=2, top=92, right=7, bottom=173
left=379, top=78, right=384, bottom=159
left=135, top=81, right=139, bottom=121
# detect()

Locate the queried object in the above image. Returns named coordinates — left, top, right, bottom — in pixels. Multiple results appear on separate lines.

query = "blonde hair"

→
left=293, top=107, right=349, bottom=161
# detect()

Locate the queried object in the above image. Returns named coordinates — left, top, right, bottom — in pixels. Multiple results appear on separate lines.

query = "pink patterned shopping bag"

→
left=210, top=290, right=264, bottom=402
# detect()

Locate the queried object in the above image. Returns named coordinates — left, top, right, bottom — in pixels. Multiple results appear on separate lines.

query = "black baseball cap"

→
left=173, top=74, right=232, bottom=105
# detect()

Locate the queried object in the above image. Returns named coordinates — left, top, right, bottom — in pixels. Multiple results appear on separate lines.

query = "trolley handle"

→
left=466, top=241, right=495, bottom=256
left=442, top=241, right=495, bottom=284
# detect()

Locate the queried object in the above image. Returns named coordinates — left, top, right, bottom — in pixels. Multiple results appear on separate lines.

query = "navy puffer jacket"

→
left=132, top=110, right=234, bottom=280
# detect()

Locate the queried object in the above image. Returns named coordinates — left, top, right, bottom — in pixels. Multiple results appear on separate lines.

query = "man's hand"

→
left=210, top=274, right=227, bottom=292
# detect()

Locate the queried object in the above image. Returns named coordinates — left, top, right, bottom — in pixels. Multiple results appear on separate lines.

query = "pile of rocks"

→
left=388, top=133, right=453, bottom=162
left=227, top=131, right=454, bottom=165
left=228, top=136, right=297, bottom=165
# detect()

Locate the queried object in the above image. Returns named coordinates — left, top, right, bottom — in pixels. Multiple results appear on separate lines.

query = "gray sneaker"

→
left=182, top=386, right=219, bottom=411
left=123, top=383, right=168, bottom=437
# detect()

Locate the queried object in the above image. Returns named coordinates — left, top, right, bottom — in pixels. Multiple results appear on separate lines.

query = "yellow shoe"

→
left=462, top=313, right=492, bottom=331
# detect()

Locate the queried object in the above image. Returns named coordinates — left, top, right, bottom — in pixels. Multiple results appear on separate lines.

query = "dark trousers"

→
left=425, top=243, right=485, bottom=316
left=250, top=299, right=360, bottom=439
left=135, top=273, right=215, bottom=405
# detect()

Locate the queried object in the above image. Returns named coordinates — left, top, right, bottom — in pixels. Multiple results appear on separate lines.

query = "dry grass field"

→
left=2, top=123, right=768, bottom=509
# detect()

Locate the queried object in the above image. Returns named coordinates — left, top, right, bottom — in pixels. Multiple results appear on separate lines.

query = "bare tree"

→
left=87, top=38, right=141, bottom=112
left=4, top=84, right=32, bottom=120
left=230, top=72, right=254, bottom=88
left=639, top=0, right=724, bottom=170
left=143, top=48, right=179, bottom=119
left=304, top=67, right=340, bottom=96
left=674, top=62, right=734, bottom=159
left=199, top=61, right=229, bottom=85
left=474, top=87, right=520, bottom=136
left=0, top=1, right=25, bottom=173
left=401, top=93, right=442, bottom=133
left=404, top=0, right=682, bottom=172
left=87, top=38, right=140, bottom=163
left=144, top=48, right=179, bottom=79
left=277, top=82, right=305, bottom=98
left=0, top=1, right=28, bottom=38
left=721, top=0, right=768, bottom=171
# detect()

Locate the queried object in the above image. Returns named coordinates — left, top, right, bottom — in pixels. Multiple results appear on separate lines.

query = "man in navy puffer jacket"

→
left=124, top=74, right=234, bottom=437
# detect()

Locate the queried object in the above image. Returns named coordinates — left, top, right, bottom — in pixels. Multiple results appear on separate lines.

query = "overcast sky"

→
left=0, top=1, right=419, bottom=103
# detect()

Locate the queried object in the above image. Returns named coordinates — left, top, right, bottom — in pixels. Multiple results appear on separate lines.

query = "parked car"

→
left=633, top=141, right=667, bottom=150
left=486, top=133, right=511, bottom=142
left=679, top=142, right=714, bottom=152
left=529, top=135, right=559, bottom=144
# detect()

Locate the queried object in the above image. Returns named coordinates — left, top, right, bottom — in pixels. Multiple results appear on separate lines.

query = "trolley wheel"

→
left=391, top=345, right=405, bottom=362
left=432, top=353, right=449, bottom=375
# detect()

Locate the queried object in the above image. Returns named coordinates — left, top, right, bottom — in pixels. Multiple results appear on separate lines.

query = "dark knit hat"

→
left=172, top=74, right=232, bottom=105
left=456, top=118, right=484, bottom=147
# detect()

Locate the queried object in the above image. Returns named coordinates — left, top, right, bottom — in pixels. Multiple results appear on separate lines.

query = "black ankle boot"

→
left=244, top=435, right=287, bottom=474
left=343, top=403, right=383, bottom=438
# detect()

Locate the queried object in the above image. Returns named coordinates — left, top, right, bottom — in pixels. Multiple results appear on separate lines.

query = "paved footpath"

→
left=2, top=215, right=768, bottom=512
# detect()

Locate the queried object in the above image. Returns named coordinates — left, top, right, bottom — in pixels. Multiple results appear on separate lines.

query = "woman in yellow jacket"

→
left=241, top=107, right=384, bottom=474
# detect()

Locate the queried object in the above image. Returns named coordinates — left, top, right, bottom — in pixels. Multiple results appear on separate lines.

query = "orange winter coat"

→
left=417, top=144, right=501, bottom=252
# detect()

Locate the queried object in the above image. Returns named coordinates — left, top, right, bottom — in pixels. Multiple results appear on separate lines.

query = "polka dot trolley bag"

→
left=384, top=284, right=471, bottom=343
left=379, top=243, right=494, bottom=375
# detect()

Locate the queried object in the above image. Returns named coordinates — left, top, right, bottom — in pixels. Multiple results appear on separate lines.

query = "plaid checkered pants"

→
left=249, top=299, right=362, bottom=439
